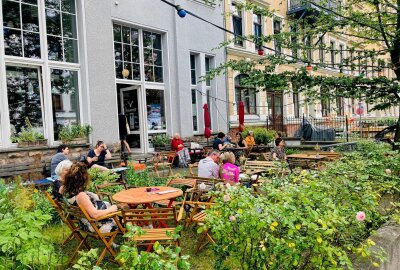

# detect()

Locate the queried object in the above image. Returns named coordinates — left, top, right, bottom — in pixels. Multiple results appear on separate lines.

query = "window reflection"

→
left=50, top=69, right=79, bottom=140
left=146, top=89, right=166, bottom=130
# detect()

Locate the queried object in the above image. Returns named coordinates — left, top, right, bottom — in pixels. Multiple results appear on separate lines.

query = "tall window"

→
left=46, top=0, right=78, bottom=62
left=291, top=26, right=298, bottom=58
left=205, top=56, right=211, bottom=86
left=232, top=3, right=243, bottom=47
left=235, top=74, right=257, bottom=115
left=191, top=89, right=198, bottom=132
left=113, top=25, right=140, bottom=80
left=305, top=35, right=312, bottom=61
left=143, top=31, right=163, bottom=82
left=293, top=92, right=300, bottom=118
left=273, top=20, right=281, bottom=55
left=318, top=37, right=325, bottom=64
left=51, top=69, right=79, bottom=140
left=336, top=96, right=344, bottom=116
left=339, top=44, right=344, bottom=70
left=330, top=41, right=335, bottom=68
left=253, top=13, right=262, bottom=50
left=321, top=86, right=331, bottom=116
left=205, top=56, right=213, bottom=129
left=190, top=54, right=196, bottom=85
left=3, top=0, right=41, bottom=58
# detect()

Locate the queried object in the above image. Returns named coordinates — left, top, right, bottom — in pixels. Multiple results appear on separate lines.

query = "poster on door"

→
left=147, top=103, right=161, bottom=130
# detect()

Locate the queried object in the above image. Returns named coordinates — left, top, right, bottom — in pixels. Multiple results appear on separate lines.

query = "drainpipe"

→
left=223, top=0, right=230, bottom=134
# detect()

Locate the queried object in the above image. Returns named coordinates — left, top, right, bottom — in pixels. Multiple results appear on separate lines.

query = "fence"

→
left=282, top=115, right=395, bottom=141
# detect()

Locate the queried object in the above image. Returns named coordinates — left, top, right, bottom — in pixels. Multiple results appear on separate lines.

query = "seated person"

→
left=235, top=132, right=248, bottom=148
left=64, top=163, right=119, bottom=234
left=223, top=134, right=232, bottom=145
left=271, top=138, right=287, bottom=161
left=171, top=133, right=191, bottom=167
left=245, top=131, right=256, bottom=147
left=50, top=144, right=70, bottom=179
left=51, top=159, right=73, bottom=201
left=213, top=132, right=229, bottom=151
left=87, top=141, right=111, bottom=171
left=221, top=152, right=240, bottom=185
left=198, top=151, right=220, bottom=178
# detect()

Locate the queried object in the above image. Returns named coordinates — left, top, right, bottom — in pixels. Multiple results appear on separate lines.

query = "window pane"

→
left=46, top=9, right=61, bottom=36
left=122, top=26, right=130, bottom=44
left=144, top=65, right=154, bottom=81
left=23, top=31, right=41, bottom=58
left=153, top=49, right=162, bottom=66
left=146, top=89, right=166, bottom=130
left=4, top=28, right=22, bottom=56
left=153, top=33, right=162, bottom=50
left=113, top=24, right=121, bottom=42
left=115, top=61, right=123, bottom=79
left=6, top=66, right=43, bottom=135
left=50, top=69, right=79, bottom=140
left=143, top=48, right=152, bottom=64
left=47, top=35, right=62, bottom=61
left=132, top=64, right=140, bottom=80
left=63, top=38, right=78, bottom=62
left=122, top=62, right=132, bottom=80
left=45, top=0, right=60, bottom=9
left=123, top=44, right=131, bottom=62
left=114, top=43, right=122, bottom=61
left=131, top=29, right=139, bottom=45
left=62, top=13, right=77, bottom=38
left=3, top=0, right=21, bottom=29
left=154, top=66, right=163, bottom=82
left=61, top=0, right=75, bottom=14
left=191, top=70, right=196, bottom=85
left=132, top=46, right=139, bottom=63
left=22, top=3, right=39, bottom=32
left=143, top=31, right=152, bottom=48
left=191, top=89, right=198, bottom=132
left=22, top=0, right=37, bottom=5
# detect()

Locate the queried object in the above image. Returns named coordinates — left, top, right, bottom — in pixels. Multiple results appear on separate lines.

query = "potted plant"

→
left=11, top=118, right=47, bottom=148
left=59, top=123, right=92, bottom=144
left=151, top=134, right=170, bottom=151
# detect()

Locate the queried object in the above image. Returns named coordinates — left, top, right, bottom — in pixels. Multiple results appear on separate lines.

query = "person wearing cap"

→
left=245, top=131, right=256, bottom=146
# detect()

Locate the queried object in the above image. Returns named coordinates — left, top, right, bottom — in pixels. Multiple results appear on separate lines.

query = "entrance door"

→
left=120, top=86, right=143, bottom=152
left=267, top=92, right=284, bottom=132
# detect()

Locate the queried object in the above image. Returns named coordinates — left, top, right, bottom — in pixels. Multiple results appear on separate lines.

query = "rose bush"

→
left=204, top=141, right=399, bottom=269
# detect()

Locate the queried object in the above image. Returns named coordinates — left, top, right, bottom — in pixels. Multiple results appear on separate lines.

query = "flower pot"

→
left=18, top=139, right=48, bottom=148
left=62, top=137, right=88, bottom=145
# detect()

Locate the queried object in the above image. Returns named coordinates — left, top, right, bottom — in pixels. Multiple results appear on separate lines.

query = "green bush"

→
left=58, top=123, right=92, bottom=142
left=242, top=127, right=275, bottom=145
left=152, top=134, right=170, bottom=147
left=125, top=167, right=167, bottom=187
left=204, top=141, right=399, bottom=269
left=10, top=117, right=44, bottom=143
left=0, top=180, right=57, bottom=268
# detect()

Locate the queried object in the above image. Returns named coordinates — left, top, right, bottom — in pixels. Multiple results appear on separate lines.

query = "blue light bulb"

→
left=177, top=9, right=187, bottom=18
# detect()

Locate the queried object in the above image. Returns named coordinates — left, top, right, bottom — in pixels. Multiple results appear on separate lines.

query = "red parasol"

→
left=203, top=104, right=211, bottom=138
left=238, top=101, right=245, bottom=132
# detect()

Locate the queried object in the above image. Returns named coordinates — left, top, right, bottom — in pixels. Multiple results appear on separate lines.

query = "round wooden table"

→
left=112, top=186, right=183, bottom=208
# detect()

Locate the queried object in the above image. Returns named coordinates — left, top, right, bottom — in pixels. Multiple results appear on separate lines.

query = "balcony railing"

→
left=288, top=0, right=339, bottom=13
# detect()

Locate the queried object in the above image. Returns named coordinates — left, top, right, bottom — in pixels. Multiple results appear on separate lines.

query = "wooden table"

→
left=112, top=186, right=183, bottom=208
left=287, top=154, right=326, bottom=161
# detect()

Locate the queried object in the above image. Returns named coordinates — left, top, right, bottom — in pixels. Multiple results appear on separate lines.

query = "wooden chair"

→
left=121, top=208, right=180, bottom=251
left=303, top=151, right=342, bottom=161
left=244, top=160, right=276, bottom=170
left=155, top=178, right=197, bottom=207
left=95, top=182, right=129, bottom=205
left=287, top=159, right=317, bottom=173
left=188, top=162, right=198, bottom=176
left=152, top=151, right=175, bottom=177
left=43, top=191, right=89, bottom=248
left=60, top=201, right=123, bottom=266
left=261, top=152, right=272, bottom=161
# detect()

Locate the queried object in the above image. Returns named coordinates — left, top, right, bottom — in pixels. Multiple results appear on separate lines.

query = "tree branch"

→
left=375, top=1, right=392, bottom=48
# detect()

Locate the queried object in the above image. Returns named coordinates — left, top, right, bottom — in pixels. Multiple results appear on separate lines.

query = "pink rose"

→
left=356, top=211, right=366, bottom=221
left=223, top=194, right=231, bottom=202
left=229, top=215, right=236, bottom=221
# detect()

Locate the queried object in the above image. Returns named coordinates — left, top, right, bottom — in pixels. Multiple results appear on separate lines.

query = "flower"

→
left=223, top=194, right=231, bottom=202
left=229, top=215, right=236, bottom=221
left=199, top=183, right=206, bottom=190
left=385, top=169, right=392, bottom=175
left=356, top=211, right=366, bottom=221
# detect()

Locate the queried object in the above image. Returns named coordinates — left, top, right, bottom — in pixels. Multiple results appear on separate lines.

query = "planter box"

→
left=62, top=137, right=88, bottom=145
left=18, top=139, right=48, bottom=148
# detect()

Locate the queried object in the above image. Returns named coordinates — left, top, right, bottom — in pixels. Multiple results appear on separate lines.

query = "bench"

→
left=0, top=160, right=50, bottom=182
left=302, top=151, right=342, bottom=161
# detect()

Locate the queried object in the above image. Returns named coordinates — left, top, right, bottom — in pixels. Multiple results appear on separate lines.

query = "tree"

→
left=206, top=0, right=400, bottom=142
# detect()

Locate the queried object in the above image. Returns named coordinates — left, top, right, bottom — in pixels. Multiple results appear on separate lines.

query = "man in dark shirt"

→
left=50, top=144, right=70, bottom=179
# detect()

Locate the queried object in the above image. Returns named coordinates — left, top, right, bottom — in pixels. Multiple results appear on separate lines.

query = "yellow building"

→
left=224, top=0, right=399, bottom=135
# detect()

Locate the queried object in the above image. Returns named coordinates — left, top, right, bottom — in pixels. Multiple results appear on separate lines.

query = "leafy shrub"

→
left=0, top=180, right=57, bottom=268
left=125, top=167, right=167, bottom=187
left=242, top=127, right=275, bottom=145
left=10, top=117, right=44, bottom=143
left=152, top=134, right=170, bottom=147
left=204, top=141, right=399, bottom=269
left=59, top=123, right=92, bottom=142
left=87, top=168, right=122, bottom=196
left=32, top=188, right=59, bottom=224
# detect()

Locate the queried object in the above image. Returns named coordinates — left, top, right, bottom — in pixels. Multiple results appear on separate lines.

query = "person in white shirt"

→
left=198, top=151, right=220, bottom=178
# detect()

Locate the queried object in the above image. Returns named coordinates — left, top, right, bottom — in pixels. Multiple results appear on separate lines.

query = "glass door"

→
left=267, top=92, right=284, bottom=132
left=120, top=86, right=143, bottom=152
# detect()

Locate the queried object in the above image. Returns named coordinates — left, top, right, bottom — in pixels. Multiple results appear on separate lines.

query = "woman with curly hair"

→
left=64, top=163, right=118, bottom=233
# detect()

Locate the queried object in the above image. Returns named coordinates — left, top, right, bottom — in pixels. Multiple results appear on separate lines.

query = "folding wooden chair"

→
left=155, top=178, right=196, bottom=207
left=188, top=162, right=198, bottom=176
left=43, top=191, right=89, bottom=248
left=60, top=201, right=124, bottom=266
left=95, top=181, right=129, bottom=204
left=287, top=159, right=317, bottom=173
left=152, top=151, right=174, bottom=177
left=121, top=208, right=180, bottom=251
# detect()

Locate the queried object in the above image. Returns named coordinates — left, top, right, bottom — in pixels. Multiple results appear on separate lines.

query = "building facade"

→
left=224, top=0, right=399, bottom=134
left=0, top=0, right=228, bottom=153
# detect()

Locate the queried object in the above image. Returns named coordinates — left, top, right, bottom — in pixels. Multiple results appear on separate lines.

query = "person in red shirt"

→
left=171, top=133, right=191, bottom=167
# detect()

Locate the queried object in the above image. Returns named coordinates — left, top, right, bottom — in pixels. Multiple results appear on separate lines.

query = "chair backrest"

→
left=95, top=181, right=129, bottom=204
left=287, top=159, right=313, bottom=171
left=122, top=208, right=177, bottom=226
left=244, top=160, right=276, bottom=170
left=153, top=151, right=176, bottom=164
left=261, top=153, right=272, bottom=161
left=188, top=162, right=198, bottom=176
left=203, top=147, right=213, bottom=157
left=44, top=191, right=70, bottom=224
